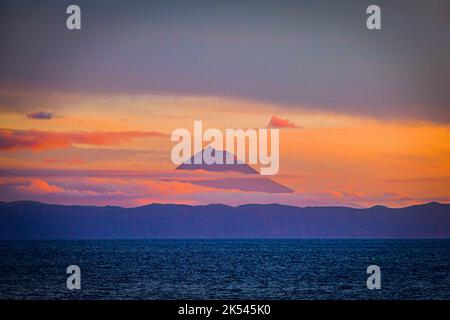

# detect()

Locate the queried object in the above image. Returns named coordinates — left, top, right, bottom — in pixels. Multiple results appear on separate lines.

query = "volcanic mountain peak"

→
left=176, top=147, right=259, bottom=174
left=175, top=147, right=294, bottom=193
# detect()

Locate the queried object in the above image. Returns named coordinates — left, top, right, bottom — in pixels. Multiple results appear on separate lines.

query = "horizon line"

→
left=1, top=199, right=448, bottom=211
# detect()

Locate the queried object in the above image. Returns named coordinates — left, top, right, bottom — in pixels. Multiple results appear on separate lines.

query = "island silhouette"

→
left=0, top=201, right=448, bottom=239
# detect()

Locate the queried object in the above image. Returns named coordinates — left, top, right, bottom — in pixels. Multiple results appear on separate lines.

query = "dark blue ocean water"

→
left=0, top=240, right=448, bottom=299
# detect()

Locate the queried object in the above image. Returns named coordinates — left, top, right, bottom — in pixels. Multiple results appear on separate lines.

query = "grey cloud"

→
left=0, top=0, right=448, bottom=122
left=26, top=111, right=53, bottom=120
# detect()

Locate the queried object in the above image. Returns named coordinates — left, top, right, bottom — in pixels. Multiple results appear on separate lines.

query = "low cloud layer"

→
left=1, top=173, right=447, bottom=208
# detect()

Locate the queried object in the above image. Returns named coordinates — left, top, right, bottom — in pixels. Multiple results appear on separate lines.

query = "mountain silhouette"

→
left=0, top=201, right=448, bottom=239
left=176, top=147, right=258, bottom=174
left=176, top=147, right=293, bottom=193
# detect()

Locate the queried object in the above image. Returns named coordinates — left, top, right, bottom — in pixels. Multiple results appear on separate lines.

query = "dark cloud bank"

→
left=0, top=0, right=448, bottom=122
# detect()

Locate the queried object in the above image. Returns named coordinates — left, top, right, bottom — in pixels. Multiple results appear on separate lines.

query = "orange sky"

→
left=0, top=93, right=448, bottom=208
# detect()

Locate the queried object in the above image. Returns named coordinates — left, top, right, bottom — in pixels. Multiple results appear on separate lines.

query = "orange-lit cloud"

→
left=17, top=179, right=64, bottom=194
left=267, top=116, right=300, bottom=129
left=0, top=128, right=168, bottom=151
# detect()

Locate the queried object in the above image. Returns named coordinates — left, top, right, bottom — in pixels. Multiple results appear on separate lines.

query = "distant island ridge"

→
left=0, top=201, right=448, bottom=239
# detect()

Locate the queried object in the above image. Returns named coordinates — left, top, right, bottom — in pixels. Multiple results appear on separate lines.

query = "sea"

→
left=0, top=239, right=448, bottom=299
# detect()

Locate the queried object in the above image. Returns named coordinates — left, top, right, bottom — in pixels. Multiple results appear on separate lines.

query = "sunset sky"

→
left=0, top=0, right=448, bottom=208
